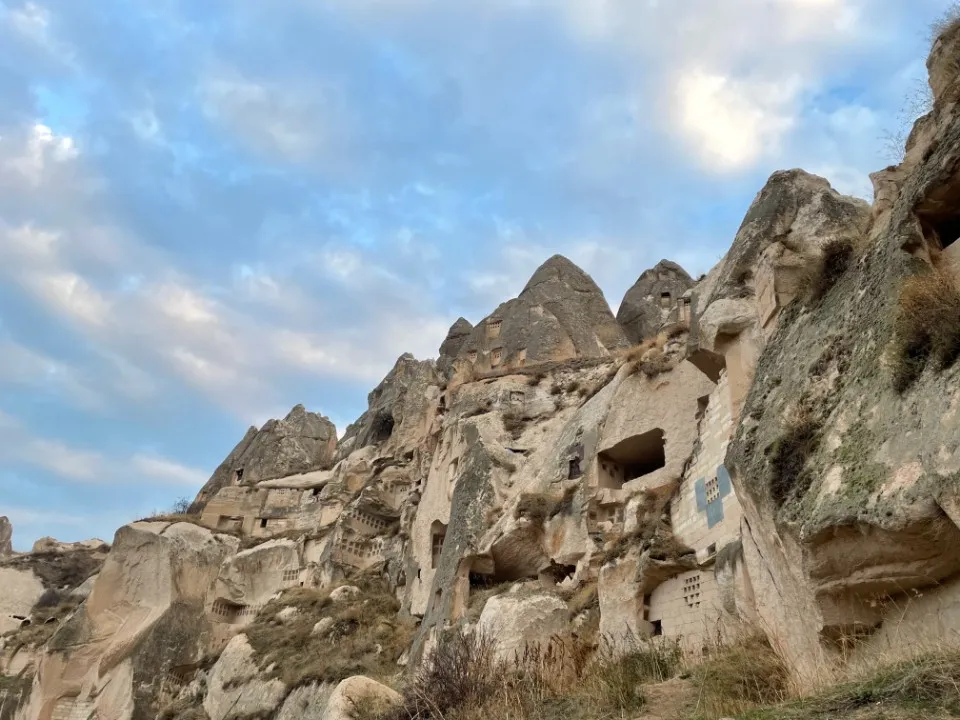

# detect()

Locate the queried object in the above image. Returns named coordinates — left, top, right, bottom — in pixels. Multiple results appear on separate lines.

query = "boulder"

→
left=192, top=404, right=337, bottom=511
left=322, top=676, right=401, bottom=720
left=204, top=635, right=287, bottom=720
left=312, top=617, right=335, bottom=636
left=438, top=317, right=474, bottom=372
left=617, top=259, right=695, bottom=344
left=215, top=539, right=301, bottom=609
left=329, top=585, right=361, bottom=604
left=476, top=593, right=571, bottom=662
left=275, top=682, right=335, bottom=720
left=452, top=255, right=628, bottom=375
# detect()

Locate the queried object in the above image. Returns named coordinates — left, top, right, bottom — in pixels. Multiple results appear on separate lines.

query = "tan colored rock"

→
left=0, top=516, right=12, bottom=557
left=477, top=593, right=571, bottom=662
left=0, top=566, right=43, bottom=635
left=330, top=585, right=361, bottom=604
left=275, top=682, right=335, bottom=720
left=19, top=521, right=238, bottom=720
left=322, top=676, right=401, bottom=720
left=204, top=634, right=287, bottom=720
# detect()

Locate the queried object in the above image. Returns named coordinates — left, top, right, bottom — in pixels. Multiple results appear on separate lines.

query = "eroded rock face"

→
left=451, top=255, right=628, bottom=377
left=19, top=521, right=238, bottom=720
left=323, top=676, right=401, bottom=720
left=0, top=516, right=12, bottom=558
left=721, top=61, right=960, bottom=681
left=477, top=593, right=571, bottom=662
left=193, top=405, right=337, bottom=512
left=204, top=634, right=286, bottom=720
left=617, top=260, right=695, bottom=344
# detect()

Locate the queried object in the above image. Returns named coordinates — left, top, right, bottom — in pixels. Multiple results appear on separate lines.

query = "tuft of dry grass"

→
left=526, top=372, right=547, bottom=387
left=690, top=634, right=789, bottom=719
left=891, top=268, right=960, bottom=393
left=245, top=577, right=415, bottom=689
left=766, top=398, right=821, bottom=508
left=501, top=411, right=526, bottom=440
left=800, top=237, right=855, bottom=304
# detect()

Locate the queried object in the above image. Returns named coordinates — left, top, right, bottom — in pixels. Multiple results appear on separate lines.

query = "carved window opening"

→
left=467, top=350, right=478, bottom=363
left=651, top=619, right=663, bottom=636
left=517, top=348, right=527, bottom=367
left=487, top=319, right=502, bottom=339
left=660, top=292, right=672, bottom=309
left=596, top=429, right=666, bottom=489
left=431, top=521, right=447, bottom=569
left=491, top=348, right=504, bottom=367
left=234, top=468, right=244, bottom=484
left=259, top=518, right=268, bottom=529
left=706, top=477, right=721, bottom=504
left=568, top=457, right=582, bottom=480
left=683, top=574, right=702, bottom=609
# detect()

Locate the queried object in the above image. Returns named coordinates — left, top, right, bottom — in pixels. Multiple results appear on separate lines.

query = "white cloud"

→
left=674, top=70, right=801, bottom=171
left=131, top=454, right=208, bottom=486
left=2, top=123, right=78, bottom=186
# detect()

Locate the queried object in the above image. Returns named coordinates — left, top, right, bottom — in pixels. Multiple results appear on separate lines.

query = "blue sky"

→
left=0, top=0, right=950, bottom=550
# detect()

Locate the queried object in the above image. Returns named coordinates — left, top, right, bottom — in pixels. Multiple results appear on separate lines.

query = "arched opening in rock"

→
left=370, top=412, right=395, bottom=445
left=538, top=560, right=577, bottom=588
left=597, top=429, right=666, bottom=489
left=211, top=598, right=251, bottom=624
left=234, top=467, right=244, bottom=484
left=430, top=521, right=447, bottom=569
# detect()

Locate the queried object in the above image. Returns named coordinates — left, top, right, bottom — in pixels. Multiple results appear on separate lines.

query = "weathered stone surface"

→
left=438, top=317, right=474, bottom=372
left=477, top=593, right=571, bottom=662
left=19, top=521, right=238, bottom=720
left=215, top=539, right=300, bottom=610
left=721, top=51, right=960, bottom=681
left=329, top=585, right=361, bottom=604
left=0, top=516, right=12, bottom=558
left=452, top=255, right=628, bottom=376
left=275, top=682, right=335, bottom=720
left=30, top=537, right=108, bottom=554
left=617, top=260, right=694, bottom=344
left=322, top=676, right=401, bottom=720
left=192, top=405, right=337, bottom=511
left=204, top=634, right=287, bottom=720
left=0, top=567, right=43, bottom=635
left=337, top=354, right=442, bottom=457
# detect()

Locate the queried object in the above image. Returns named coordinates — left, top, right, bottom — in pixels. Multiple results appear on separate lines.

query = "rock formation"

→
left=191, top=404, right=337, bottom=512
left=617, top=259, right=695, bottom=343
left=0, top=517, right=11, bottom=558
left=449, top=254, right=628, bottom=380
left=6, top=21, right=960, bottom=720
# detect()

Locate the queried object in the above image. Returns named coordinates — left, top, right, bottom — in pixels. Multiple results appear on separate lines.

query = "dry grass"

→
left=766, top=398, right=821, bottom=508
left=690, top=634, right=789, bottom=718
left=4, top=593, right=83, bottom=652
left=892, top=268, right=960, bottom=392
left=742, top=649, right=960, bottom=720
left=514, top=493, right=564, bottom=524
left=526, top=372, right=547, bottom=387
left=616, top=333, right=668, bottom=364
left=1, top=548, right=105, bottom=591
left=502, top=411, right=526, bottom=440
left=245, top=577, right=415, bottom=689
left=374, top=628, right=682, bottom=720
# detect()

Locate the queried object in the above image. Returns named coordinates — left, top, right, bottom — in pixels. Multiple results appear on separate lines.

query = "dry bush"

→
left=665, top=322, right=690, bottom=339
left=892, top=269, right=960, bottom=392
left=616, top=333, right=667, bottom=365
left=566, top=580, right=598, bottom=615
left=501, top=411, right=526, bottom=440
left=514, top=493, right=563, bottom=524
left=588, top=634, right=683, bottom=709
left=801, top=237, right=855, bottom=304
left=766, top=399, right=821, bottom=508
left=6, top=595, right=83, bottom=651
left=246, top=578, right=414, bottom=688
left=549, top=382, right=563, bottom=396
left=932, top=3, right=960, bottom=43
left=691, top=634, right=788, bottom=719
left=564, top=380, right=581, bottom=393
left=526, top=372, right=547, bottom=387
left=639, top=354, right=674, bottom=378
left=1, top=549, right=105, bottom=591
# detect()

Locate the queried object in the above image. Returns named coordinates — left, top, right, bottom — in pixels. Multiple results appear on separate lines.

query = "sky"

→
left=0, top=0, right=952, bottom=550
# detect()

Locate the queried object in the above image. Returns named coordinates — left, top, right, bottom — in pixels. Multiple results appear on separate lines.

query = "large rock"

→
left=617, top=260, right=695, bottom=343
left=214, top=539, right=301, bottom=610
left=452, top=255, right=628, bottom=375
left=0, top=566, right=44, bottom=635
left=192, top=404, right=337, bottom=511
left=275, top=682, right=335, bottom=720
left=477, top=593, right=571, bottom=662
left=0, top=516, right=11, bottom=557
left=720, top=47, right=960, bottom=683
left=204, top=635, right=287, bottom=720
left=18, top=521, right=239, bottom=720
left=322, top=676, right=401, bottom=720
left=337, top=354, right=442, bottom=457
left=438, top=317, right=474, bottom=373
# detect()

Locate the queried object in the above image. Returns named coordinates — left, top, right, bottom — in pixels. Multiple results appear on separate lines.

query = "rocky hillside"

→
left=5, top=24, right=960, bottom=720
